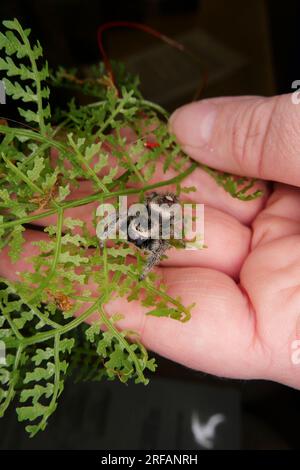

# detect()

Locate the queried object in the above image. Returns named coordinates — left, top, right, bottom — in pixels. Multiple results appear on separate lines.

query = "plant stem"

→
left=0, top=345, right=23, bottom=417
left=28, top=207, right=64, bottom=304
left=4, top=296, right=105, bottom=349
left=30, top=333, right=61, bottom=437
left=88, top=97, right=169, bottom=120
left=0, top=162, right=198, bottom=230
left=1, top=308, right=24, bottom=340
left=15, top=19, right=47, bottom=135
left=99, top=305, right=146, bottom=383
left=128, top=272, right=191, bottom=322
left=1, top=152, right=43, bottom=194
left=68, top=134, right=108, bottom=193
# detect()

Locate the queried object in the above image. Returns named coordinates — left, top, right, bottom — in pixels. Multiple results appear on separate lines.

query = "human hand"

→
left=164, top=94, right=300, bottom=389
left=1, top=94, right=300, bottom=389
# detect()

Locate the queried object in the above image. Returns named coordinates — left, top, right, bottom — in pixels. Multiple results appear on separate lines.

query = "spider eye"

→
left=135, top=238, right=145, bottom=247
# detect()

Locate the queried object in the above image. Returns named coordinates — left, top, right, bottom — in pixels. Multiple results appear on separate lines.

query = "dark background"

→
left=0, top=0, right=300, bottom=450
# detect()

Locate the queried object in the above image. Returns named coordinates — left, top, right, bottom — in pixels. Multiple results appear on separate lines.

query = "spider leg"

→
left=139, top=240, right=169, bottom=281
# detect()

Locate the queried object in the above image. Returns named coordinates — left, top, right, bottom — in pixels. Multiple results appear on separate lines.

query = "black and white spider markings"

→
left=100, top=192, right=184, bottom=280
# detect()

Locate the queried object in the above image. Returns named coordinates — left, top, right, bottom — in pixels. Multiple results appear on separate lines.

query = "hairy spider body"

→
left=101, top=192, right=183, bottom=280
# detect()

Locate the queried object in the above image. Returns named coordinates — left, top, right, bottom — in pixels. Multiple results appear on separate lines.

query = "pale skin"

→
left=1, top=93, right=300, bottom=389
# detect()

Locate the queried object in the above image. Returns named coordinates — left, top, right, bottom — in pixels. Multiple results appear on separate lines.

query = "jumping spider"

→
left=100, top=192, right=184, bottom=280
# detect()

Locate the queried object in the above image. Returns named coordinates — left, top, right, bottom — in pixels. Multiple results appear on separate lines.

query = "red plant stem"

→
left=97, top=21, right=202, bottom=96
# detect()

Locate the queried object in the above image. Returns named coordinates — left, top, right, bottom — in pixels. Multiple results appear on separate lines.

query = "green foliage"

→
left=50, top=61, right=142, bottom=101
left=202, top=166, right=262, bottom=201
left=0, top=18, right=51, bottom=135
left=0, top=19, right=262, bottom=437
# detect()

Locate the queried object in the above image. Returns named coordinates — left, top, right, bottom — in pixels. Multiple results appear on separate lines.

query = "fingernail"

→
left=169, top=101, right=217, bottom=147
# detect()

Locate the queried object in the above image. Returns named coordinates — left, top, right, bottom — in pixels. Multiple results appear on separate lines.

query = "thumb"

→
left=169, top=94, right=300, bottom=186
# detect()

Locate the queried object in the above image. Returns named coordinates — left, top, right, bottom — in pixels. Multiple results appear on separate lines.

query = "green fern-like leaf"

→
left=0, top=18, right=51, bottom=134
left=16, top=334, right=74, bottom=437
